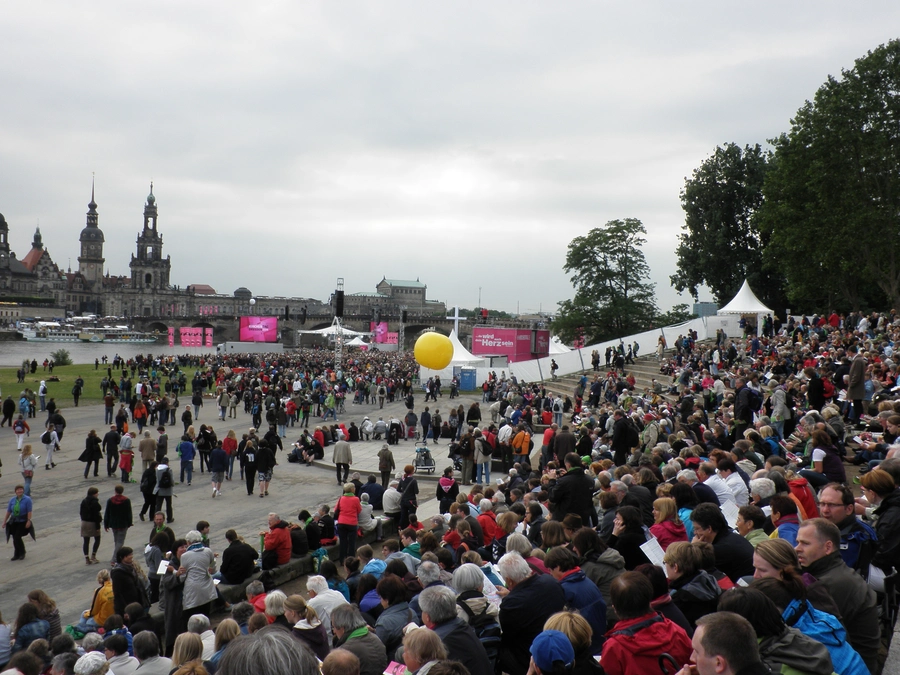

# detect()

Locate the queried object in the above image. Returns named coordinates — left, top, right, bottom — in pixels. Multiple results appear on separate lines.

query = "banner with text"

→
left=471, top=327, right=551, bottom=362
left=239, top=316, right=278, bottom=342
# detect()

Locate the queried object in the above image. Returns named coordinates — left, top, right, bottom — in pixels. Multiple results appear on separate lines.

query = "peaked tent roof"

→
left=549, top=336, right=571, bottom=354
left=448, top=329, right=483, bottom=364
left=717, top=279, right=772, bottom=315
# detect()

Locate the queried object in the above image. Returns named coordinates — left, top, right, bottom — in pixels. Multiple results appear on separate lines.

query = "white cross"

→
left=446, top=306, right=462, bottom=335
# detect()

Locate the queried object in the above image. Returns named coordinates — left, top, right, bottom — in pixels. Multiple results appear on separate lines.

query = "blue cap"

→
left=530, top=630, right=575, bottom=672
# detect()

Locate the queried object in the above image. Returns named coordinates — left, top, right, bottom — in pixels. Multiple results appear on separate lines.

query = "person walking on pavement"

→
left=103, top=425, right=121, bottom=478
left=80, top=430, right=104, bottom=479
left=431, top=409, right=442, bottom=445
left=256, top=439, right=276, bottom=498
left=19, top=445, right=38, bottom=495
left=153, top=458, right=176, bottom=523
left=42, top=423, right=60, bottom=470
left=3, top=485, right=33, bottom=561
left=333, top=438, right=352, bottom=486
left=104, top=484, right=133, bottom=566
left=13, top=415, right=29, bottom=451
left=241, top=436, right=258, bottom=496
left=378, top=444, right=396, bottom=489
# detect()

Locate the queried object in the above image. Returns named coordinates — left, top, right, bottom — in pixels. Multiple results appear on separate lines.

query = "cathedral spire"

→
left=88, top=173, right=97, bottom=212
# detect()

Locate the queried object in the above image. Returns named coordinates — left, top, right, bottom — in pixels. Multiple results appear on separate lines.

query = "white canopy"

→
left=549, top=336, right=571, bottom=354
left=448, top=329, right=484, bottom=365
left=346, top=336, right=369, bottom=346
left=717, top=279, right=772, bottom=315
left=298, top=319, right=370, bottom=338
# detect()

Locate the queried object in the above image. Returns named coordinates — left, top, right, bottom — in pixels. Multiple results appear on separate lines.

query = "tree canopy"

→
left=758, top=40, right=900, bottom=311
left=554, top=218, right=658, bottom=344
left=671, top=143, right=778, bottom=306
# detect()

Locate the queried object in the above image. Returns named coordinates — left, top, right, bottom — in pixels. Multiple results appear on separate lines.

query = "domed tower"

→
left=77, top=179, right=105, bottom=285
left=129, top=183, right=171, bottom=290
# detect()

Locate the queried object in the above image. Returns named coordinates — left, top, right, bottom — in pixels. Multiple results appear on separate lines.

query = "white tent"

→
left=298, top=321, right=370, bottom=338
left=717, top=279, right=772, bottom=315
left=346, top=336, right=369, bottom=350
left=448, top=329, right=483, bottom=365
left=549, top=336, right=571, bottom=354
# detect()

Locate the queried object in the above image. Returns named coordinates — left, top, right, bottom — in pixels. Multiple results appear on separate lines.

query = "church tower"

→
left=77, top=179, right=105, bottom=285
left=129, top=183, right=171, bottom=291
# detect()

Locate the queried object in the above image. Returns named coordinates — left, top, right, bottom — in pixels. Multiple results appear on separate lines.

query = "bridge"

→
left=129, top=312, right=542, bottom=349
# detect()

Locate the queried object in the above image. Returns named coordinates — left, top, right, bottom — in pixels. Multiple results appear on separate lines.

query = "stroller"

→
left=414, top=441, right=436, bottom=474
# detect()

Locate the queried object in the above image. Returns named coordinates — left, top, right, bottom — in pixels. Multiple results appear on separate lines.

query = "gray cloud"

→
left=1, top=1, right=897, bottom=316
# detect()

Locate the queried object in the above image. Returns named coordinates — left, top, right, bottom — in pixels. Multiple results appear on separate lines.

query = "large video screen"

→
left=239, top=316, right=278, bottom=342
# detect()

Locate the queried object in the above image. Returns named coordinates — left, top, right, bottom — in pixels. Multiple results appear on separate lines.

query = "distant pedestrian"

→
left=104, top=484, right=133, bottom=565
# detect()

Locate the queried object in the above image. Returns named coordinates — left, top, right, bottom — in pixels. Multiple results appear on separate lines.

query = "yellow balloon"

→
left=414, top=332, right=454, bottom=370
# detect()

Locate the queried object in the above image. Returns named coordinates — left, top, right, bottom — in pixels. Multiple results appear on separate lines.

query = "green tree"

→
left=671, top=143, right=782, bottom=306
left=50, top=348, right=72, bottom=366
left=759, top=40, right=900, bottom=311
left=654, top=303, right=696, bottom=327
left=554, top=218, right=658, bottom=344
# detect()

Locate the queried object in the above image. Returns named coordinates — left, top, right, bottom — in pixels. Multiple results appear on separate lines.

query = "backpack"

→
left=456, top=594, right=502, bottom=669
left=13, top=419, right=24, bottom=432
left=552, top=400, right=562, bottom=413
left=40, top=430, right=51, bottom=445
left=625, top=419, right=640, bottom=448
left=746, top=388, right=763, bottom=412
left=157, top=470, right=173, bottom=489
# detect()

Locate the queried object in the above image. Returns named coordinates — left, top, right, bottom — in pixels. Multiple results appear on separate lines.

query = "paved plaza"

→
left=0, top=387, right=482, bottom=625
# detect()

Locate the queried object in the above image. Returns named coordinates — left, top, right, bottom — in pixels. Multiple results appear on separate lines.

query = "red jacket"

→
left=477, top=511, right=499, bottom=547
left=788, top=477, right=819, bottom=520
left=649, top=519, right=688, bottom=552
left=601, top=612, right=692, bottom=675
left=334, top=494, right=362, bottom=526
left=264, top=521, right=292, bottom=565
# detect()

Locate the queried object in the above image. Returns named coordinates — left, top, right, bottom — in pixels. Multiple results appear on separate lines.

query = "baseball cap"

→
left=530, top=630, right=575, bottom=672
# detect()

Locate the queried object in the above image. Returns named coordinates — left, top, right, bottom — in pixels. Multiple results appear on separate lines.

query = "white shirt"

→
left=108, top=654, right=141, bottom=675
left=702, top=473, right=735, bottom=505
left=200, top=629, right=216, bottom=660
left=722, top=472, right=749, bottom=507
left=308, top=589, right=348, bottom=640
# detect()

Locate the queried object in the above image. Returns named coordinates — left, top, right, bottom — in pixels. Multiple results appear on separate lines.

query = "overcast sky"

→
left=1, top=3, right=896, bottom=316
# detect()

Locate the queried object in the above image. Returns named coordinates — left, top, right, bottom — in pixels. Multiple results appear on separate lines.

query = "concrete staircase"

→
left=543, top=352, right=668, bottom=401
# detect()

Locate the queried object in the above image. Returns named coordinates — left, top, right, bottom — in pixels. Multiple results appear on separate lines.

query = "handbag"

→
left=23, top=469, right=34, bottom=478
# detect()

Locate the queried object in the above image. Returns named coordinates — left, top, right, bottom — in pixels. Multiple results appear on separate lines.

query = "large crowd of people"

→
left=4, top=312, right=900, bottom=675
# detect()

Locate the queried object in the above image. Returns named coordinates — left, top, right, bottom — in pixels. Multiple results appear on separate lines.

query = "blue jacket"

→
left=362, top=558, right=387, bottom=580
left=558, top=568, right=607, bottom=654
left=12, top=619, right=49, bottom=653
left=6, top=495, right=33, bottom=522
left=783, top=599, right=869, bottom=675
left=178, top=440, right=196, bottom=461
left=837, top=516, right=878, bottom=571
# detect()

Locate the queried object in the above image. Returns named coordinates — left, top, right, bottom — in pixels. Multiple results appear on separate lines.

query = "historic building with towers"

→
left=0, top=182, right=442, bottom=324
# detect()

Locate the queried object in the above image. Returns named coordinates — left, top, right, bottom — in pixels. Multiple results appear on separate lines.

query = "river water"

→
left=0, top=340, right=214, bottom=367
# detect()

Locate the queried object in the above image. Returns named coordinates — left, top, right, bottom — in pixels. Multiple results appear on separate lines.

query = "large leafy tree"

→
left=758, top=40, right=900, bottom=311
left=554, top=218, right=658, bottom=344
left=671, top=143, right=783, bottom=306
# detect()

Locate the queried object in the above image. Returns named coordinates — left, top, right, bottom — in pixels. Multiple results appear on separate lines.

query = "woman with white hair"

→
left=179, top=530, right=218, bottom=622
left=74, top=651, right=109, bottom=675
left=265, top=590, right=290, bottom=629
left=452, top=563, right=499, bottom=624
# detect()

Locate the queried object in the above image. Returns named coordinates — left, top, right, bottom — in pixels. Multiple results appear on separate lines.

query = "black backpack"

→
left=747, top=388, right=763, bottom=412
left=40, top=430, right=51, bottom=445
left=625, top=419, right=640, bottom=448
left=456, top=593, right=502, bottom=669
left=157, top=470, right=173, bottom=490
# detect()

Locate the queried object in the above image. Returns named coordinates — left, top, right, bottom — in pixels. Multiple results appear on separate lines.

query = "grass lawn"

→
left=0, top=363, right=116, bottom=405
